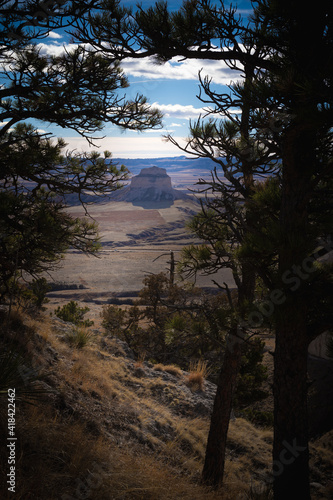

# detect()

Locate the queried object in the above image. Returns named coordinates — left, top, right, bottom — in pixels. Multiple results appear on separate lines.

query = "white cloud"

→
left=37, top=42, right=78, bottom=57
left=59, top=135, right=188, bottom=158
left=152, top=102, right=205, bottom=119
left=48, top=31, right=62, bottom=40
left=35, top=43, right=242, bottom=86
left=122, top=55, right=242, bottom=86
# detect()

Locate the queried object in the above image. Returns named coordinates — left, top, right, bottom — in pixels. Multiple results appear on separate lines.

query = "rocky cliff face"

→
left=111, top=166, right=189, bottom=204
left=128, top=166, right=175, bottom=202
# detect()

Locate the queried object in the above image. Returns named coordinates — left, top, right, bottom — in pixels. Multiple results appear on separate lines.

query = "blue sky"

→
left=36, top=1, right=253, bottom=158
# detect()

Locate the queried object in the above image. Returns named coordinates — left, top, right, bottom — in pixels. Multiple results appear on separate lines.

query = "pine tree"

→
left=74, top=1, right=332, bottom=497
left=0, top=1, right=162, bottom=300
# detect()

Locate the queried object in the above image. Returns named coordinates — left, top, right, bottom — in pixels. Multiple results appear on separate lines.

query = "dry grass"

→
left=134, top=351, right=146, bottom=369
left=65, top=325, right=93, bottom=348
left=153, top=363, right=183, bottom=378
left=0, top=401, right=226, bottom=500
left=186, top=359, right=211, bottom=391
left=1, top=310, right=332, bottom=500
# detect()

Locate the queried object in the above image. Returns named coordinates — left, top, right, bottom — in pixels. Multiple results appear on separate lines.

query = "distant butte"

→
left=111, top=166, right=191, bottom=207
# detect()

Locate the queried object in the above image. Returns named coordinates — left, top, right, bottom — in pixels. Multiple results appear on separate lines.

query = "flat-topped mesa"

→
left=109, top=165, right=191, bottom=205
left=128, top=166, right=174, bottom=201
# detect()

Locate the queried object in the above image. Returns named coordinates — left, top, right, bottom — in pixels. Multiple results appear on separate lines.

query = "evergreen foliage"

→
left=101, top=273, right=269, bottom=415
left=0, top=1, right=162, bottom=303
left=78, top=1, right=332, bottom=496
left=55, top=301, right=93, bottom=327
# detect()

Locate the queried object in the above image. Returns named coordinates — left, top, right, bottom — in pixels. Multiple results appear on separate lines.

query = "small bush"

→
left=134, top=351, right=146, bottom=369
left=0, top=312, right=52, bottom=404
left=0, top=347, right=51, bottom=403
left=55, top=301, right=93, bottom=327
left=28, top=278, right=51, bottom=310
left=65, top=327, right=92, bottom=349
left=163, top=364, right=183, bottom=378
left=1, top=308, right=27, bottom=334
left=101, top=305, right=126, bottom=333
left=246, top=483, right=273, bottom=499
left=186, top=372, right=204, bottom=391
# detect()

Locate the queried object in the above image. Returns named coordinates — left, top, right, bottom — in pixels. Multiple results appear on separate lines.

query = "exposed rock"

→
left=308, top=356, right=333, bottom=437
left=100, top=336, right=135, bottom=360
left=310, top=482, right=324, bottom=490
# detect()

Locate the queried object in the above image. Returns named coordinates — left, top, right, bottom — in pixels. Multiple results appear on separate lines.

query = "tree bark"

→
left=273, top=122, right=314, bottom=499
left=273, top=306, right=310, bottom=499
left=202, top=327, right=243, bottom=487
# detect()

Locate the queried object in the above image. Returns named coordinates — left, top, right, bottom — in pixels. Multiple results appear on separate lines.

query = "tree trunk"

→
left=202, top=328, right=243, bottom=487
left=273, top=306, right=310, bottom=499
left=273, top=122, right=314, bottom=499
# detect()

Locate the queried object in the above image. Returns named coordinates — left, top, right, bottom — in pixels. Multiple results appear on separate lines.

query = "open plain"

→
left=46, top=165, right=234, bottom=317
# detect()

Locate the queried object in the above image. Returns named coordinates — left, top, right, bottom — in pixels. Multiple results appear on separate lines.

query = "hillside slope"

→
left=0, top=310, right=332, bottom=500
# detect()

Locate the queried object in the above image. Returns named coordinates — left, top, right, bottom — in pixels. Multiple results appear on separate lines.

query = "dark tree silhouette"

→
left=0, top=0, right=162, bottom=299
left=74, top=2, right=333, bottom=498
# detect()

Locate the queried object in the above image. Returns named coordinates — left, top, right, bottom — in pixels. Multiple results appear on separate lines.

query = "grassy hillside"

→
left=0, top=308, right=332, bottom=499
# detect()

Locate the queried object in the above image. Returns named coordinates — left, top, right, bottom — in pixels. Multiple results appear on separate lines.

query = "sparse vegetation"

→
left=0, top=308, right=331, bottom=500
left=186, top=360, right=211, bottom=392
left=55, top=300, right=94, bottom=327
left=65, top=326, right=93, bottom=349
left=154, top=363, right=183, bottom=378
left=101, top=274, right=270, bottom=418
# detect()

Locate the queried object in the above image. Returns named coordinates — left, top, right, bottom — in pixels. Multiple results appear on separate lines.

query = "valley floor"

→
left=45, top=199, right=234, bottom=314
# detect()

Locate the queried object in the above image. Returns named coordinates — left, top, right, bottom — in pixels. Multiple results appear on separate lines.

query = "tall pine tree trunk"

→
left=273, top=304, right=310, bottom=499
left=273, top=122, right=314, bottom=499
left=201, top=70, right=256, bottom=487
left=202, top=326, right=243, bottom=487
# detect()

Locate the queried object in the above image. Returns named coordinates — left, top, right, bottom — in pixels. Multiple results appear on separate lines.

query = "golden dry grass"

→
left=1, top=309, right=332, bottom=500
left=153, top=363, right=183, bottom=378
left=186, top=359, right=211, bottom=391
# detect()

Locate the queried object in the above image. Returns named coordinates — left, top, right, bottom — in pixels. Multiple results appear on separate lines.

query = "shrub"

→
left=101, top=305, right=126, bottom=333
left=11, top=278, right=51, bottom=314
left=0, top=311, right=52, bottom=404
left=55, top=301, right=93, bottom=327
left=0, top=346, right=52, bottom=404
left=246, top=483, right=273, bottom=499
left=28, top=278, right=51, bottom=310
left=134, top=351, right=146, bottom=368
left=65, top=327, right=92, bottom=349
left=239, top=408, right=274, bottom=428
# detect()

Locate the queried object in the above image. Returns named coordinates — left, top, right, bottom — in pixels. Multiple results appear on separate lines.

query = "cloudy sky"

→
left=39, top=0, right=253, bottom=158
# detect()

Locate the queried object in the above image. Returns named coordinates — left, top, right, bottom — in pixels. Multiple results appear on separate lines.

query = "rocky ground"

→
left=13, top=169, right=331, bottom=499
left=1, top=308, right=332, bottom=500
